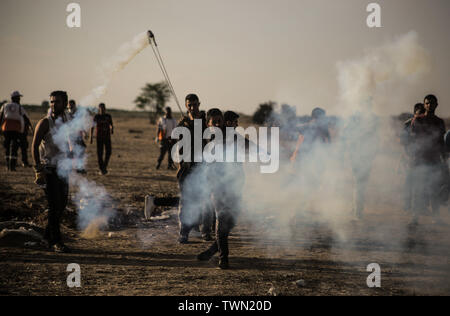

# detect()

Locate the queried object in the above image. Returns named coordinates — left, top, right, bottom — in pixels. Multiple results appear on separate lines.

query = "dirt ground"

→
left=1, top=110, right=449, bottom=296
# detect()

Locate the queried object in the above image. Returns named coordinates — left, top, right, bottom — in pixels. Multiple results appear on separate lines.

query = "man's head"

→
left=165, top=106, right=172, bottom=118
left=50, top=91, right=68, bottom=116
left=11, top=91, right=22, bottom=104
left=224, top=111, right=239, bottom=128
left=311, top=107, right=326, bottom=120
left=424, top=94, right=438, bottom=113
left=185, top=94, right=200, bottom=119
left=206, top=108, right=224, bottom=128
left=68, top=99, right=77, bottom=113
left=98, top=103, right=106, bottom=115
left=414, top=103, right=425, bottom=115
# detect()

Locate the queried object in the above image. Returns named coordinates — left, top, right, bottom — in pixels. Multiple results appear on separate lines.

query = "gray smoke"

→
left=158, top=31, right=442, bottom=272
left=50, top=31, right=150, bottom=235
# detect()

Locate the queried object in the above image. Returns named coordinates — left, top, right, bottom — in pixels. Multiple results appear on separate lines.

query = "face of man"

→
left=208, top=115, right=224, bottom=128
left=68, top=101, right=76, bottom=113
left=225, top=119, right=238, bottom=128
left=424, top=98, right=437, bottom=113
left=185, top=99, right=200, bottom=119
left=99, top=105, right=106, bottom=115
left=50, top=95, right=66, bottom=116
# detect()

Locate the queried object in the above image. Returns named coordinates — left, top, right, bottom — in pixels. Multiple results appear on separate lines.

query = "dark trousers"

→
left=97, top=137, right=111, bottom=171
left=201, top=200, right=216, bottom=236
left=19, top=133, right=29, bottom=164
left=157, top=139, right=174, bottom=166
left=411, top=163, right=445, bottom=216
left=3, top=131, right=20, bottom=169
left=204, top=192, right=240, bottom=260
left=178, top=163, right=206, bottom=237
left=404, top=166, right=413, bottom=212
left=43, top=169, right=69, bottom=245
left=74, top=138, right=86, bottom=171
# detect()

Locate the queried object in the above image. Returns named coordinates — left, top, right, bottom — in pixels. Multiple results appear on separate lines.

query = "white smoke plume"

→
left=163, top=31, right=442, bottom=276
left=80, top=31, right=149, bottom=106
left=337, top=31, right=430, bottom=116
left=50, top=31, right=150, bottom=235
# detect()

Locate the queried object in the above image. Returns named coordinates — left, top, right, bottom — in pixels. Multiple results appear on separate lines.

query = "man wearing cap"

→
left=0, top=91, right=27, bottom=171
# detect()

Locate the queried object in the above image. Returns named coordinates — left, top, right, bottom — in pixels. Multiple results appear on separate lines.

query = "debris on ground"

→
left=0, top=226, right=44, bottom=247
left=268, top=285, right=278, bottom=296
left=294, top=279, right=306, bottom=287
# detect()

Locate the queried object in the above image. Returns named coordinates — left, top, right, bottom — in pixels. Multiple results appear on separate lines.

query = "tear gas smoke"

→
left=50, top=31, right=150, bottom=234
left=80, top=31, right=150, bottom=106
left=149, top=32, right=447, bottom=277
left=337, top=31, right=430, bottom=116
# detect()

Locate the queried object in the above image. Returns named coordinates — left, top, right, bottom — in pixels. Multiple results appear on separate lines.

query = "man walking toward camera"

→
left=90, top=103, right=114, bottom=175
left=156, top=106, right=177, bottom=170
left=0, top=91, right=26, bottom=171
left=32, top=90, right=71, bottom=253
left=176, top=94, right=207, bottom=244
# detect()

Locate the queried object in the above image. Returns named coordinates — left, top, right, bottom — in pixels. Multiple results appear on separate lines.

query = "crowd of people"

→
left=1, top=90, right=448, bottom=269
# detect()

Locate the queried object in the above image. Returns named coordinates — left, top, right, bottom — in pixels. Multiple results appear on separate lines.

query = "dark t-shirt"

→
left=94, top=114, right=113, bottom=139
left=410, top=113, right=446, bottom=165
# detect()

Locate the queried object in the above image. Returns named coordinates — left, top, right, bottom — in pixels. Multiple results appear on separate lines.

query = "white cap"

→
left=11, top=91, right=23, bottom=98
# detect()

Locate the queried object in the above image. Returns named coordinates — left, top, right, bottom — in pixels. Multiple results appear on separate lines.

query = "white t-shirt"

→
left=158, top=117, right=177, bottom=139
left=1, top=102, right=27, bottom=133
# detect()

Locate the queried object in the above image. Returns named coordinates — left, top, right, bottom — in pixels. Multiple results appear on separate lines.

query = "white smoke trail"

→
left=80, top=31, right=149, bottom=106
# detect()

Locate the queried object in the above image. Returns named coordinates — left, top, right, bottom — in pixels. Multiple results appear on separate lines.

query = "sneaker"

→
left=156, top=162, right=161, bottom=170
left=52, top=243, right=71, bottom=253
left=218, top=258, right=229, bottom=270
left=197, top=250, right=214, bottom=261
left=178, top=235, right=189, bottom=244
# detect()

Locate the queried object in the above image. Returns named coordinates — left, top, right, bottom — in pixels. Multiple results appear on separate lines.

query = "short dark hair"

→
left=50, top=91, right=68, bottom=104
left=311, top=107, right=326, bottom=119
left=69, top=99, right=76, bottom=105
left=414, top=103, right=425, bottom=113
left=185, top=94, right=199, bottom=102
left=165, top=106, right=172, bottom=113
left=424, top=94, right=438, bottom=105
left=99, top=103, right=106, bottom=108
left=224, top=111, right=239, bottom=122
left=206, top=108, right=223, bottom=122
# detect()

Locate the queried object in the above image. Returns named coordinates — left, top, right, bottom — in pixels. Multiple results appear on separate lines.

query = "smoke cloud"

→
left=49, top=31, right=150, bottom=234
left=337, top=31, right=430, bottom=116
left=80, top=31, right=149, bottom=106
left=160, top=31, right=446, bottom=282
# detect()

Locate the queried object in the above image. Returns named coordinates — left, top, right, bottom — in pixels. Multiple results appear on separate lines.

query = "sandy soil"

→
left=1, top=110, right=449, bottom=296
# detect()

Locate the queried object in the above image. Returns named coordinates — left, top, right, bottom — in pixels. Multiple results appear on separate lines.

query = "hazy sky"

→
left=0, top=0, right=449, bottom=116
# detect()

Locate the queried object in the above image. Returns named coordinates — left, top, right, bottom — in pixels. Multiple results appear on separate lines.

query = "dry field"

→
left=0, top=110, right=449, bottom=296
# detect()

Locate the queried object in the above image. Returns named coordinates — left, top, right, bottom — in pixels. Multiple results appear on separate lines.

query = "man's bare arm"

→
left=32, top=118, right=49, bottom=167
